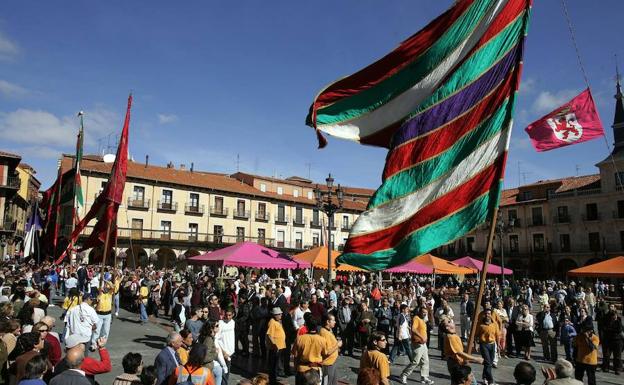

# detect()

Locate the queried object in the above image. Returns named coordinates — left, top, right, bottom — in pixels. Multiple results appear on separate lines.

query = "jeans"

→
left=114, top=294, right=120, bottom=315
left=480, top=342, right=495, bottom=384
left=212, top=360, right=223, bottom=385
left=401, top=343, right=430, bottom=379
left=322, top=364, right=336, bottom=385
left=389, top=338, right=413, bottom=362
left=139, top=302, right=148, bottom=322
left=563, top=339, right=574, bottom=361
left=96, top=314, right=112, bottom=340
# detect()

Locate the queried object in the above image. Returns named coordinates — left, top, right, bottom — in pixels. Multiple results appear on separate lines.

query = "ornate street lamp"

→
left=314, top=174, right=344, bottom=285
left=495, top=211, right=514, bottom=288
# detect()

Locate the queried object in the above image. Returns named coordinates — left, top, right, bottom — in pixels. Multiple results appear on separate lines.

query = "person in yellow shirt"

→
left=574, top=322, right=599, bottom=385
left=177, top=329, right=193, bottom=365
left=95, top=281, right=114, bottom=343
left=292, top=316, right=329, bottom=385
left=266, top=307, right=286, bottom=385
left=138, top=280, right=149, bottom=324
left=475, top=309, right=499, bottom=385
left=401, top=306, right=434, bottom=385
left=360, top=332, right=390, bottom=385
left=441, top=317, right=482, bottom=385
left=319, top=314, right=342, bottom=385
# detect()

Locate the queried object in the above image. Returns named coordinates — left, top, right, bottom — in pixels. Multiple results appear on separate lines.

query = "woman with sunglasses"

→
left=359, top=332, right=390, bottom=385
left=33, top=322, right=61, bottom=367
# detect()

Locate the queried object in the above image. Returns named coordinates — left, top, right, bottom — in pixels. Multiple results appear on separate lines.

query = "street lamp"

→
left=495, top=211, right=514, bottom=288
left=314, top=174, right=344, bottom=285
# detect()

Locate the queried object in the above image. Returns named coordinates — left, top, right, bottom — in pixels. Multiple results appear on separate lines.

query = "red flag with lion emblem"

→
left=525, top=88, right=603, bottom=152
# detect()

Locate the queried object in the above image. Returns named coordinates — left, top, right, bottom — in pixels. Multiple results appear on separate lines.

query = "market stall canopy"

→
left=567, top=256, right=624, bottom=278
left=292, top=246, right=364, bottom=272
left=453, top=256, right=513, bottom=275
left=412, top=254, right=476, bottom=275
left=385, top=260, right=433, bottom=274
left=188, top=242, right=309, bottom=270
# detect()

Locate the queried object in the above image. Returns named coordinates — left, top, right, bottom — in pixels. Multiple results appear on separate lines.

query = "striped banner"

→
left=306, top=0, right=532, bottom=271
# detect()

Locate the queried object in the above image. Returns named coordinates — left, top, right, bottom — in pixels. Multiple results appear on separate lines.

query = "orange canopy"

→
left=412, top=254, right=477, bottom=275
left=568, top=256, right=624, bottom=278
left=292, top=246, right=364, bottom=272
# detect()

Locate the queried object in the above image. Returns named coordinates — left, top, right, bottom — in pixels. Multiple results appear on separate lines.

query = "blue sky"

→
left=0, top=0, right=622, bottom=191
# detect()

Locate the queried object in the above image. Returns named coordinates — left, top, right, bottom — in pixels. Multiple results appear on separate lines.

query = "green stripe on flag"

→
left=338, top=182, right=502, bottom=271
left=369, top=100, right=512, bottom=209
left=315, top=0, right=495, bottom=125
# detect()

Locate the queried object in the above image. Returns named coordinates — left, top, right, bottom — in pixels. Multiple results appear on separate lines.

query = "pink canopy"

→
left=385, top=261, right=433, bottom=274
left=453, top=256, right=513, bottom=275
left=188, top=242, right=310, bottom=270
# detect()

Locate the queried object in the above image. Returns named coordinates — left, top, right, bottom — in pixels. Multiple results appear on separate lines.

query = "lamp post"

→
left=314, top=174, right=344, bottom=285
left=495, top=211, right=514, bottom=288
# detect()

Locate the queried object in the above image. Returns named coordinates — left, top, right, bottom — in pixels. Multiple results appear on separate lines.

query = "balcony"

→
left=275, top=214, right=289, bottom=225
left=0, top=176, right=20, bottom=190
left=613, top=211, right=624, bottom=220
left=157, top=201, right=178, bottom=213
left=553, top=215, right=570, bottom=224
left=341, top=223, right=352, bottom=231
left=529, top=218, right=544, bottom=227
left=233, top=209, right=250, bottom=219
left=293, top=216, right=306, bottom=227
left=310, top=219, right=322, bottom=229
left=255, top=211, right=270, bottom=222
left=184, top=204, right=204, bottom=216
left=582, top=213, right=601, bottom=222
left=210, top=206, right=228, bottom=217
left=510, top=218, right=521, bottom=227
left=127, top=197, right=150, bottom=210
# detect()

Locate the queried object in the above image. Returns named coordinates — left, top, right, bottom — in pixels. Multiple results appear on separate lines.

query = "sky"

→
left=1, top=0, right=622, bottom=191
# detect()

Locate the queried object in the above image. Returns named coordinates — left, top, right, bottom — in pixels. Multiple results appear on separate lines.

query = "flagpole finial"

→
left=77, top=111, right=84, bottom=117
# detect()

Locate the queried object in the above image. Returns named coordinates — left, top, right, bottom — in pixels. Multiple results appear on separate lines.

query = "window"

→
left=131, top=219, right=143, bottom=238
left=618, top=201, right=624, bottom=219
left=213, top=225, right=223, bottom=243
left=189, top=223, right=198, bottom=240
left=162, top=189, right=172, bottom=204
left=100, top=181, right=107, bottom=193
left=531, top=207, right=543, bottom=225
left=258, top=229, right=265, bottom=244
left=189, top=193, right=199, bottom=208
left=508, top=209, right=517, bottom=223
left=560, top=234, right=571, bottom=252
left=557, top=206, right=569, bottom=223
left=237, top=200, right=246, bottom=216
left=312, top=209, right=320, bottom=226
left=621, top=231, right=624, bottom=250
left=277, top=205, right=286, bottom=222
left=277, top=230, right=285, bottom=247
left=533, top=233, right=545, bottom=252
left=133, top=186, right=145, bottom=202
left=295, top=232, right=303, bottom=249
left=160, top=221, right=171, bottom=239
left=257, top=202, right=266, bottom=219
left=293, top=189, right=299, bottom=197
left=589, top=232, right=600, bottom=252
left=260, top=183, right=266, bottom=192
left=616, top=172, right=624, bottom=187
left=312, top=234, right=319, bottom=247
left=509, top=234, right=519, bottom=252
left=214, top=196, right=224, bottom=213
left=466, top=237, right=475, bottom=253
left=236, top=227, right=245, bottom=242
left=307, top=191, right=313, bottom=200
left=342, top=215, right=350, bottom=230
left=295, top=207, right=303, bottom=224
left=277, top=186, right=283, bottom=195
left=586, top=203, right=598, bottom=220
left=521, top=191, right=532, bottom=201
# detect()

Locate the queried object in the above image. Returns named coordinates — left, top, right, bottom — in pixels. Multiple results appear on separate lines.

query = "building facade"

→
left=63, top=156, right=372, bottom=267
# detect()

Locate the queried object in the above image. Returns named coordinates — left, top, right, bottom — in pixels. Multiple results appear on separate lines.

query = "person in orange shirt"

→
left=266, top=307, right=286, bottom=385
left=360, top=332, right=390, bottom=385
left=168, top=344, right=214, bottom=385
left=474, top=309, right=499, bottom=385
left=574, top=322, right=599, bottom=385
left=292, top=316, right=330, bottom=385
left=441, top=318, right=482, bottom=385
left=319, top=314, right=342, bottom=385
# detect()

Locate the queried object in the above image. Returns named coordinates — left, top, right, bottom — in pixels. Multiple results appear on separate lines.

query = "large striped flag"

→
left=306, top=0, right=532, bottom=271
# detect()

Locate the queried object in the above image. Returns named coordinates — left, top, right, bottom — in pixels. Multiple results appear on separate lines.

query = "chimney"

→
left=190, top=162, right=194, bottom=173
left=167, top=162, right=174, bottom=169
left=180, top=164, right=186, bottom=171
left=145, top=155, right=149, bottom=168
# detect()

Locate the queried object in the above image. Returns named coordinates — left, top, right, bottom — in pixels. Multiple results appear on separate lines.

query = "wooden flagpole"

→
left=466, top=206, right=499, bottom=354
left=100, top=203, right=113, bottom=290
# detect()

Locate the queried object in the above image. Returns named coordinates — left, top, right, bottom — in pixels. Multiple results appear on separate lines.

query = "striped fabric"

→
left=306, top=0, right=532, bottom=271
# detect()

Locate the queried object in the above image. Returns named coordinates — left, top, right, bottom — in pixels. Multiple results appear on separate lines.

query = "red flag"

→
left=524, top=88, right=604, bottom=152
left=61, top=95, right=132, bottom=263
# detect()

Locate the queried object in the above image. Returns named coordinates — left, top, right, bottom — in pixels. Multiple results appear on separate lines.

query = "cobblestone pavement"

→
left=48, top=299, right=621, bottom=385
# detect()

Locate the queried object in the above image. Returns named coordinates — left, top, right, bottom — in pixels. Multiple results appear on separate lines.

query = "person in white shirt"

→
left=292, top=301, right=310, bottom=331
left=217, top=308, right=236, bottom=385
left=66, top=293, right=100, bottom=352
left=65, top=273, right=78, bottom=291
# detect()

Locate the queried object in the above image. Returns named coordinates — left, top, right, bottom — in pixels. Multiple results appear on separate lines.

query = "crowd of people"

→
left=0, top=259, right=622, bottom=385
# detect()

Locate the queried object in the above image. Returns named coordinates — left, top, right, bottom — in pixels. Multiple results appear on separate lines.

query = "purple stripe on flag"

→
left=391, top=44, right=520, bottom=148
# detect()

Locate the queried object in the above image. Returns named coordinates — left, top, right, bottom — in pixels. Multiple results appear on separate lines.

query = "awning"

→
left=453, top=256, right=513, bottom=275
left=188, top=242, right=309, bottom=270
left=292, top=246, right=364, bottom=272
left=567, top=256, right=624, bottom=278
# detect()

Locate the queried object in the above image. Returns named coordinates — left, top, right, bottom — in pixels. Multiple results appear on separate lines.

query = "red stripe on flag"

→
left=383, top=71, right=515, bottom=179
left=343, top=156, right=504, bottom=255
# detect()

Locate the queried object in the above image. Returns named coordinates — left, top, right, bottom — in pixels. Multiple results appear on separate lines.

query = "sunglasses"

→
left=38, top=328, right=49, bottom=332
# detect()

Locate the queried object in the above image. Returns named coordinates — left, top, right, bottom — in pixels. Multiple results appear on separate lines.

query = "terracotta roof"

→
left=18, top=163, right=34, bottom=172
left=555, top=174, right=600, bottom=193
left=499, top=174, right=601, bottom=206
left=499, top=188, right=519, bottom=206
left=0, top=150, right=21, bottom=159
left=63, top=155, right=368, bottom=212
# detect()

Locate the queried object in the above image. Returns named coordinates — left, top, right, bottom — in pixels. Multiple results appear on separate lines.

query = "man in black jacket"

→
left=506, top=297, right=521, bottom=357
left=235, top=295, right=251, bottom=357
left=337, top=297, right=355, bottom=356
left=536, top=303, right=560, bottom=363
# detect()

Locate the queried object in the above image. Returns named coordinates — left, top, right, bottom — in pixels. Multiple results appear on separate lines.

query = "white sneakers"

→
left=400, top=375, right=408, bottom=384
left=421, top=378, right=434, bottom=385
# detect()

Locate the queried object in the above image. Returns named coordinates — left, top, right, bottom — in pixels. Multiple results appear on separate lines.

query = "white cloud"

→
left=531, top=89, right=578, bottom=115
left=0, top=107, right=119, bottom=148
left=519, top=77, right=536, bottom=95
left=0, top=79, right=30, bottom=97
left=157, top=113, right=178, bottom=124
left=0, top=30, right=19, bottom=61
